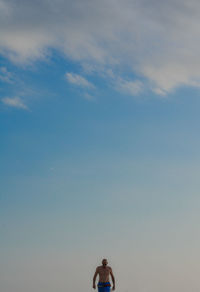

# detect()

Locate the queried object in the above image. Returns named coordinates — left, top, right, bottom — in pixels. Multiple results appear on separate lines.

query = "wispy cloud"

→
left=1, top=0, right=200, bottom=94
left=83, top=93, right=95, bottom=101
left=66, top=72, right=94, bottom=88
left=117, top=78, right=143, bottom=96
left=1, top=97, right=28, bottom=110
left=0, top=67, right=13, bottom=83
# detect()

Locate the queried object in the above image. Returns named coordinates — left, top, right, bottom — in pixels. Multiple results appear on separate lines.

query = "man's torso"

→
left=97, top=266, right=112, bottom=283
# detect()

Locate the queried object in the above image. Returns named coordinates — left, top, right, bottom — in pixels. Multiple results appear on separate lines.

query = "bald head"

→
left=102, top=259, right=108, bottom=266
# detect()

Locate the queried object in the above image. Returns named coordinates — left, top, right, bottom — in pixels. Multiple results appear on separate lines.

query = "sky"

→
left=1, top=1, right=200, bottom=292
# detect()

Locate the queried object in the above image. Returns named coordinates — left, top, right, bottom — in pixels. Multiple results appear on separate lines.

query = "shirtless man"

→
left=93, top=259, right=115, bottom=292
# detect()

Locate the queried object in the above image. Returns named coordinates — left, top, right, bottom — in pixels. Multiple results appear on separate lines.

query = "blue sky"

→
left=1, top=1, right=200, bottom=292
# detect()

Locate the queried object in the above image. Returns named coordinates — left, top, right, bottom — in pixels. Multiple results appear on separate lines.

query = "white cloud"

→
left=0, top=67, right=13, bottom=83
left=1, top=96, right=28, bottom=110
left=66, top=72, right=94, bottom=88
left=83, top=93, right=95, bottom=101
left=117, top=78, right=143, bottom=96
left=1, top=0, right=200, bottom=93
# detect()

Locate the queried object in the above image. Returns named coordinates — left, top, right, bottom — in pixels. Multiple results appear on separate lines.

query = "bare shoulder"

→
left=96, top=266, right=101, bottom=271
left=108, top=266, right=112, bottom=271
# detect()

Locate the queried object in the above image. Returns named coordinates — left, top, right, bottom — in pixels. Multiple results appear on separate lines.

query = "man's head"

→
left=102, top=258, right=108, bottom=267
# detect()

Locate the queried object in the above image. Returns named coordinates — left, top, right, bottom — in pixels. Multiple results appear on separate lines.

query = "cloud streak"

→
left=1, top=0, right=200, bottom=94
left=0, top=67, right=13, bottom=83
left=66, top=72, right=94, bottom=88
left=2, top=96, right=28, bottom=110
left=117, top=78, right=143, bottom=96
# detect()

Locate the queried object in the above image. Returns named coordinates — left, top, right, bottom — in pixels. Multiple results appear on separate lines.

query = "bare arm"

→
left=93, top=268, right=98, bottom=289
left=110, top=268, right=115, bottom=290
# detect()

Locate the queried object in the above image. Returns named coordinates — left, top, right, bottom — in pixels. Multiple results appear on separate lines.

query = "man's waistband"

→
left=98, top=282, right=111, bottom=287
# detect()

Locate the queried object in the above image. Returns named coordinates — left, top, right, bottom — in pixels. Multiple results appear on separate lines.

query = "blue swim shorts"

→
left=97, top=282, right=111, bottom=292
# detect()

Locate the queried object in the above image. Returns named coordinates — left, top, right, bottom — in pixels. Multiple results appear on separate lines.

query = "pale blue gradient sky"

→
left=1, top=1, right=200, bottom=292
